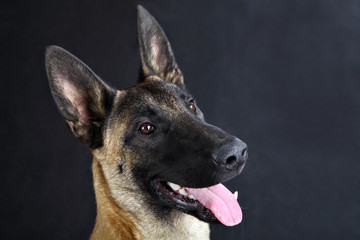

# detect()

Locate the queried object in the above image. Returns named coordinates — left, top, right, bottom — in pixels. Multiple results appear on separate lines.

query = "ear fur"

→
left=45, top=46, right=116, bottom=148
left=137, top=5, right=184, bottom=88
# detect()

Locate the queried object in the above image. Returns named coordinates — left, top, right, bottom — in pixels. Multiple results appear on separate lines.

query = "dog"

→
left=45, top=5, right=248, bottom=240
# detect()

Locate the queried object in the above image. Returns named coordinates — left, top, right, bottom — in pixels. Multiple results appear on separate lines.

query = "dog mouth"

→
left=152, top=180, right=242, bottom=226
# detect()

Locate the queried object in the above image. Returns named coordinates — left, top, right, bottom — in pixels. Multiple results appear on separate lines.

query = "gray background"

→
left=1, top=0, right=359, bottom=239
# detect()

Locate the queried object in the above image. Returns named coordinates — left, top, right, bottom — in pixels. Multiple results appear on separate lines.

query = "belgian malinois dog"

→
left=45, top=5, right=248, bottom=240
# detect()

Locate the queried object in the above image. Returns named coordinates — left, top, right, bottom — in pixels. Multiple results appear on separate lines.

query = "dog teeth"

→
left=167, top=182, right=197, bottom=200
left=179, top=188, right=188, bottom=196
left=188, top=194, right=197, bottom=200
left=233, top=191, right=238, bottom=200
left=167, top=182, right=181, bottom=191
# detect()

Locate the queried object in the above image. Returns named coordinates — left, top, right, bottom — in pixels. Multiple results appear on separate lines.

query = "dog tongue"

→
left=184, top=184, right=242, bottom=226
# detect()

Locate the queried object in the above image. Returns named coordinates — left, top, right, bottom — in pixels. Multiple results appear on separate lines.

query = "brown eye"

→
left=189, top=100, right=196, bottom=112
left=139, top=123, right=155, bottom=134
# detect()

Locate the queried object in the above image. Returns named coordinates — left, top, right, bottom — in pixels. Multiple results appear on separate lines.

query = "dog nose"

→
left=213, top=138, right=248, bottom=170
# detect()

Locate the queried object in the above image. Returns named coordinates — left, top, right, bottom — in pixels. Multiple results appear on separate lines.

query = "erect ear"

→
left=45, top=46, right=116, bottom=149
left=137, top=5, right=184, bottom=88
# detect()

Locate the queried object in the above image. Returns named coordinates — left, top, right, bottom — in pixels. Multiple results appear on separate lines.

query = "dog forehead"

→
left=137, top=80, right=187, bottom=105
left=112, top=80, right=188, bottom=119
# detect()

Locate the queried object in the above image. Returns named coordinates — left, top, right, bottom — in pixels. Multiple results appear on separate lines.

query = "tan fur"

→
left=90, top=159, right=142, bottom=240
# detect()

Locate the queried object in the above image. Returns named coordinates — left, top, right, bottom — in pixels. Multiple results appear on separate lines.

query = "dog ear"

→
left=45, top=46, right=116, bottom=148
left=137, top=5, right=184, bottom=88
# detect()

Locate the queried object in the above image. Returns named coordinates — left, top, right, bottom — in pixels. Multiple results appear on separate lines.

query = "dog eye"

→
left=189, top=100, right=196, bottom=112
left=139, top=123, right=155, bottom=134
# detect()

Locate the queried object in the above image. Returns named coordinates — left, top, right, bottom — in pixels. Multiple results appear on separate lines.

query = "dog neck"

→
left=90, top=159, right=210, bottom=240
left=90, top=159, right=142, bottom=240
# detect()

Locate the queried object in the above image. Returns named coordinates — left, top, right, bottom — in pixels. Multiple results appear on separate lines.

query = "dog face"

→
left=46, top=6, right=247, bottom=227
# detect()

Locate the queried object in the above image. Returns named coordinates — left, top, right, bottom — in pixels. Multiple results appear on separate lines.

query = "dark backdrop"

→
left=1, top=0, right=360, bottom=239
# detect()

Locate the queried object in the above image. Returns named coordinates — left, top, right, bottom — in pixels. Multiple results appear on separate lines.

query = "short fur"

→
left=46, top=5, right=247, bottom=240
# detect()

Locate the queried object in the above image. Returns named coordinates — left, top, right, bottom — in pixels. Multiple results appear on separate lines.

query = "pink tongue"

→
left=185, top=184, right=242, bottom=226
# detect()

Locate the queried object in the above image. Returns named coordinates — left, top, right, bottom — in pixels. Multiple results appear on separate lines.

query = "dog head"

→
left=46, top=6, right=247, bottom=227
